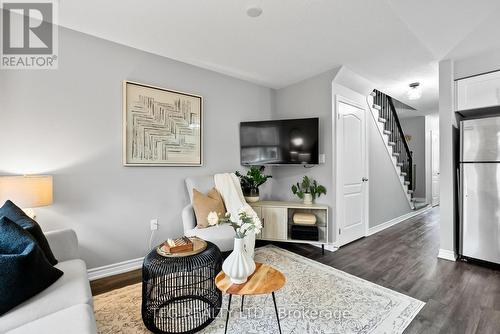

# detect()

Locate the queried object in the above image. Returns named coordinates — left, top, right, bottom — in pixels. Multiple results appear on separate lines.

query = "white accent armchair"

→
left=182, top=175, right=235, bottom=252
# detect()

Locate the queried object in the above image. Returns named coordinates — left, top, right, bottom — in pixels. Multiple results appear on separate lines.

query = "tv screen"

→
left=240, top=118, right=319, bottom=165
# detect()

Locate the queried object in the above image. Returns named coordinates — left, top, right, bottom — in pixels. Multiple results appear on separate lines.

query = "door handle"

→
left=362, top=177, right=369, bottom=182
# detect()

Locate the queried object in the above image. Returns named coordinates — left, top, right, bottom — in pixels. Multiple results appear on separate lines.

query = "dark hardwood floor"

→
left=91, top=207, right=500, bottom=333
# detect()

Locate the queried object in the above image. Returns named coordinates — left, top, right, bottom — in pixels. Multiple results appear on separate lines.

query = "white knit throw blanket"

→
left=214, top=173, right=256, bottom=257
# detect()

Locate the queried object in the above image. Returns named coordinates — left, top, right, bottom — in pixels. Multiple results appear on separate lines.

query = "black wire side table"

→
left=142, top=240, right=223, bottom=334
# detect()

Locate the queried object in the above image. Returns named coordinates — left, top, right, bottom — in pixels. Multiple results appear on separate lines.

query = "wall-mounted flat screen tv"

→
left=240, top=117, right=319, bottom=166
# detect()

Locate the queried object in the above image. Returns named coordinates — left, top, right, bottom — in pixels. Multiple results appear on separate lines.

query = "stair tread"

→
left=378, top=117, right=387, bottom=123
left=372, top=104, right=381, bottom=110
left=388, top=141, right=396, bottom=146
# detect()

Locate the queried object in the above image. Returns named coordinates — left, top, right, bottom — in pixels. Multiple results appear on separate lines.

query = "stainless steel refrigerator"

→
left=460, top=116, right=500, bottom=264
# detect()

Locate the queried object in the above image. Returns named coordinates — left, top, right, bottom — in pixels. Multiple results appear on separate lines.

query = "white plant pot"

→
left=222, top=238, right=256, bottom=284
left=244, top=195, right=260, bottom=203
left=303, top=193, right=313, bottom=205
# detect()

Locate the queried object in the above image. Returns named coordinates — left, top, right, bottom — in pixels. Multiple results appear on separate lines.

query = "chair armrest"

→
left=182, top=204, right=197, bottom=232
left=44, top=228, right=79, bottom=262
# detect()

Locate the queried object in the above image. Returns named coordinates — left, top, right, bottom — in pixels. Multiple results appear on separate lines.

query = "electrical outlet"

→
left=319, top=154, right=326, bottom=164
left=150, top=219, right=158, bottom=231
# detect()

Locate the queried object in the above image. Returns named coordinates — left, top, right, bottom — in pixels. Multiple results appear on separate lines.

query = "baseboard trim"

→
left=367, top=206, right=432, bottom=236
left=87, top=257, right=144, bottom=281
left=438, top=249, right=457, bottom=262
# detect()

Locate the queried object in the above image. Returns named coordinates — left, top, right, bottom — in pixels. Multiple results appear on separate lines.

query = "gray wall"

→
left=270, top=69, right=338, bottom=243
left=271, top=67, right=412, bottom=237
left=401, top=116, right=426, bottom=199
left=368, top=111, right=412, bottom=227
left=271, top=69, right=338, bottom=205
left=0, top=28, right=273, bottom=269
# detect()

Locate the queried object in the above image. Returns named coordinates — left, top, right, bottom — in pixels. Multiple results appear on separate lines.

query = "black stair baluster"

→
left=373, top=90, right=413, bottom=193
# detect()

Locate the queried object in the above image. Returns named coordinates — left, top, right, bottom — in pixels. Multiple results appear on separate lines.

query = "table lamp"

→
left=0, top=175, right=53, bottom=219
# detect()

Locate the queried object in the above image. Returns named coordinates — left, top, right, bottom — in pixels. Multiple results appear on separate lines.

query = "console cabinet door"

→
left=262, top=207, right=287, bottom=241
left=252, top=206, right=263, bottom=239
left=456, top=71, right=500, bottom=111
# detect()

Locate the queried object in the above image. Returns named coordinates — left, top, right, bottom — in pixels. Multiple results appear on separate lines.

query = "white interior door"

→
left=431, top=131, right=440, bottom=206
left=336, top=97, right=367, bottom=246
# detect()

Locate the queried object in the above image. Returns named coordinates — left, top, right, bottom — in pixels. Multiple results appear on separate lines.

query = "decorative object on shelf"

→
left=292, top=212, right=317, bottom=225
left=0, top=175, right=53, bottom=219
left=142, top=241, right=222, bottom=333
left=160, top=236, right=193, bottom=254
left=291, top=176, right=327, bottom=204
left=291, top=224, right=319, bottom=241
left=208, top=207, right=262, bottom=284
left=157, top=237, right=207, bottom=257
left=123, top=81, right=203, bottom=166
left=235, top=166, right=271, bottom=203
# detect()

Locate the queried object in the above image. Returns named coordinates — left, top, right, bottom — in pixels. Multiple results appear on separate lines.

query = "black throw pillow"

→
left=0, top=200, right=57, bottom=265
left=0, top=216, right=63, bottom=315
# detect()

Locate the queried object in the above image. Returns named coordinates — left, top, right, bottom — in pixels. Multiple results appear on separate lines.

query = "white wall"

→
left=425, top=114, right=439, bottom=205
left=0, top=28, right=274, bottom=269
left=438, top=59, right=458, bottom=256
left=400, top=116, right=426, bottom=199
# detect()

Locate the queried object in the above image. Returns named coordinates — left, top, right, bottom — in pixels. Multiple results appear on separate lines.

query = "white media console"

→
left=250, top=201, right=329, bottom=253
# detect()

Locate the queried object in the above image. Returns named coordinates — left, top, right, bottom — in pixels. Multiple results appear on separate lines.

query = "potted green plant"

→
left=291, top=176, right=327, bottom=204
left=235, top=166, right=272, bottom=203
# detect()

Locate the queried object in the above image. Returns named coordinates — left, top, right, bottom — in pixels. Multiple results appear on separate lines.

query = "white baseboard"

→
left=367, top=206, right=432, bottom=236
left=438, top=249, right=457, bottom=262
left=87, top=257, right=144, bottom=281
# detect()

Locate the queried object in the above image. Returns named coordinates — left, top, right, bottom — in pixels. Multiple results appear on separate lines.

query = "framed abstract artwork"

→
left=123, top=81, right=203, bottom=166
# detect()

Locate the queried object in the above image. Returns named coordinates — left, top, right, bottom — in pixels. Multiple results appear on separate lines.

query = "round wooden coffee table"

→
left=215, top=262, right=286, bottom=334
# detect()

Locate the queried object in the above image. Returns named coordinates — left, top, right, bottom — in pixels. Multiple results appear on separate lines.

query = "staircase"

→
left=368, top=89, right=416, bottom=209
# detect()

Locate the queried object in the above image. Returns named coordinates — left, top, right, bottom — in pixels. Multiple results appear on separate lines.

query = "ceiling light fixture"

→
left=246, top=6, right=263, bottom=18
left=407, top=82, right=422, bottom=100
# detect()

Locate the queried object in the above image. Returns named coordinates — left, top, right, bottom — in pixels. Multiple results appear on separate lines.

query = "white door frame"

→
left=430, top=130, right=440, bottom=206
left=334, top=94, right=369, bottom=247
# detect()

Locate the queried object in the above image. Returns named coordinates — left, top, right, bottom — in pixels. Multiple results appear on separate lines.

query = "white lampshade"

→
left=0, top=175, right=53, bottom=208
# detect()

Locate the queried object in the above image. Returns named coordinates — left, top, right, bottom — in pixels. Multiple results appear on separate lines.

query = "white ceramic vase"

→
left=244, top=230, right=256, bottom=258
left=303, top=193, right=313, bottom=205
left=222, top=238, right=256, bottom=284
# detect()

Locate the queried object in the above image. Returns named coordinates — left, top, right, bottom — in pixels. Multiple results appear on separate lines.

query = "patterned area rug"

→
left=94, top=245, right=424, bottom=333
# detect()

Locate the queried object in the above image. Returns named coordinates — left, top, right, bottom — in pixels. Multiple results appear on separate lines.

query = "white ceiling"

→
left=59, top=0, right=500, bottom=113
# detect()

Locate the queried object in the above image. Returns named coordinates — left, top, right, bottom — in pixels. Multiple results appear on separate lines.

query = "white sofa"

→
left=1, top=229, right=97, bottom=334
left=182, top=175, right=235, bottom=252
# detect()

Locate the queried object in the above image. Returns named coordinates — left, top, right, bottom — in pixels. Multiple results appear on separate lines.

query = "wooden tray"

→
left=157, top=237, right=207, bottom=257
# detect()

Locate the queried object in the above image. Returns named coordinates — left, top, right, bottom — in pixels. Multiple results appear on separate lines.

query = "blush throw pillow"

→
left=0, top=200, right=58, bottom=265
left=192, top=188, right=226, bottom=228
left=0, top=216, right=63, bottom=315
